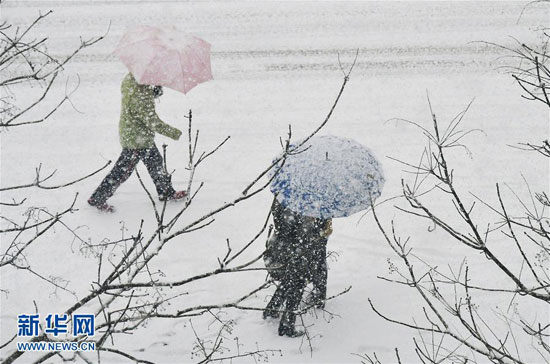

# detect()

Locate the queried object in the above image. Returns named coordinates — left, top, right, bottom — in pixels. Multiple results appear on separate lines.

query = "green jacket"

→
left=119, top=73, right=182, bottom=149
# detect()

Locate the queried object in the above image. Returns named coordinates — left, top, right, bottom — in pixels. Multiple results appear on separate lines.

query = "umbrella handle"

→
left=162, top=143, right=168, bottom=174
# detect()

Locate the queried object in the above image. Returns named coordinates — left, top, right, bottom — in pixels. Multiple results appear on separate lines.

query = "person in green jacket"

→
left=88, top=73, right=186, bottom=212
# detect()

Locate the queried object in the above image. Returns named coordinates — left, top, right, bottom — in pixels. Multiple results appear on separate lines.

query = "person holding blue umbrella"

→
left=263, top=200, right=332, bottom=337
left=263, top=135, right=385, bottom=337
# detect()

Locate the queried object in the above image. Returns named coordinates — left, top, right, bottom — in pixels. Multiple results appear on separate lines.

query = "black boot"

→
left=278, top=325, right=305, bottom=337
left=278, top=311, right=304, bottom=337
left=278, top=324, right=305, bottom=337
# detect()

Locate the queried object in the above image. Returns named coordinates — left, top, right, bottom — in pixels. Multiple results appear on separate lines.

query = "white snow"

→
left=1, top=1, right=549, bottom=363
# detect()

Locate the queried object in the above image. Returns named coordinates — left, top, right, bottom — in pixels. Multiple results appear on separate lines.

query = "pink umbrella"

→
left=114, top=25, right=213, bottom=94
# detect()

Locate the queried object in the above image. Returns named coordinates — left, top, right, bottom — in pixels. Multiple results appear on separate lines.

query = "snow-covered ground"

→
left=1, top=1, right=549, bottom=363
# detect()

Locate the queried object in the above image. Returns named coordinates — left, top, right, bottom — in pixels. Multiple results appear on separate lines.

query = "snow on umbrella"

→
left=270, top=135, right=385, bottom=219
left=114, top=25, right=213, bottom=94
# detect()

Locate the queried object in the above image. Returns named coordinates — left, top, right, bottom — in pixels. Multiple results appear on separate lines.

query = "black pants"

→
left=89, top=146, right=175, bottom=204
left=265, top=237, right=327, bottom=328
left=310, top=237, right=328, bottom=300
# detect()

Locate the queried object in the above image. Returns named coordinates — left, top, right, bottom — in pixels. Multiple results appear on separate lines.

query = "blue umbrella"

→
left=270, top=135, right=385, bottom=219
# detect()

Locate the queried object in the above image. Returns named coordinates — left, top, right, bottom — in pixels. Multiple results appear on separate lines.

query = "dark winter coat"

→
left=119, top=73, right=182, bottom=149
left=264, top=200, right=332, bottom=282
